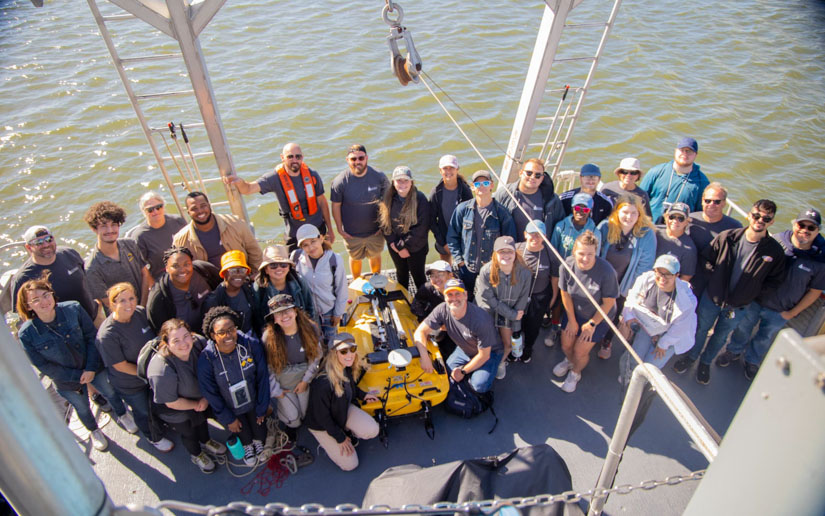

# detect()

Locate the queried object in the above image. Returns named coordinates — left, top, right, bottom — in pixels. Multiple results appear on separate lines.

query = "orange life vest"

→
left=277, top=162, right=318, bottom=221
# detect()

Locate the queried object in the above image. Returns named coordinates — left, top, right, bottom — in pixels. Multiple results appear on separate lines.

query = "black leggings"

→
left=522, top=289, right=553, bottom=359
left=166, top=411, right=210, bottom=456
left=234, top=409, right=267, bottom=445
left=388, top=245, right=428, bottom=292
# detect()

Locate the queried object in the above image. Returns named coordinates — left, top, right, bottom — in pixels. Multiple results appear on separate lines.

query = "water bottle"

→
left=226, top=436, right=245, bottom=461
left=511, top=332, right=524, bottom=359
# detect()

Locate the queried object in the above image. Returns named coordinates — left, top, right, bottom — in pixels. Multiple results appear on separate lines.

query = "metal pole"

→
left=0, top=320, right=113, bottom=516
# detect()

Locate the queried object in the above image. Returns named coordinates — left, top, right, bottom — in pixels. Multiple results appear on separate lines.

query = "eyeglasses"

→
left=703, top=199, right=723, bottom=205
left=668, top=214, right=686, bottom=223
left=473, top=180, right=492, bottom=188
left=285, top=154, right=302, bottom=160
left=750, top=212, right=773, bottom=223
left=28, top=291, right=53, bottom=306
left=796, top=222, right=819, bottom=232
left=213, top=325, right=237, bottom=337
left=617, top=170, right=641, bottom=177
left=573, top=205, right=591, bottom=214
left=28, top=235, right=54, bottom=246
left=522, top=170, right=544, bottom=178
left=144, top=203, right=164, bottom=213
left=337, top=345, right=358, bottom=355
left=654, top=270, right=675, bottom=279
left=348, top=155, right=366, bottom=162
left=267, top=262, right=290, bottom=269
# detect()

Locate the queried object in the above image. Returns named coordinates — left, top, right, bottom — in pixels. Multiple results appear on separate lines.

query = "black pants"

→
left=522, top=288, right=553, bottom=360
left=601, top=296, right=626, bottom=348
left=166, top=411, right=210, bottom=456
left=388, top=245, right=428, bottom=292
left=235, top=409, right=267, bottom=445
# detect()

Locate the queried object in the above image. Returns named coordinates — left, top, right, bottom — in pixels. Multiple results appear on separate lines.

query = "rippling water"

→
left=1, top=0, right=824, bottom=268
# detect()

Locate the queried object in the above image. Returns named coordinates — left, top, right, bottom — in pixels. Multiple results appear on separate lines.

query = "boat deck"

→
left=87, top=325, right=750, bottom=515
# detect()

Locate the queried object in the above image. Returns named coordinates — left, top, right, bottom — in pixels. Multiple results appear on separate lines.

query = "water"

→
left=1, top=0, right=824, bottom=270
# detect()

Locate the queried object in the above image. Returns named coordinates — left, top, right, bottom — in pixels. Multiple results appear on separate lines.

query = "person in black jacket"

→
left=493, top=158, right=565, bottom=242
left=410, top=260, right=456, bottom=357
left=204, top=250, right=262, bottom=336
left=429, top=155, right=473, bottom=263
left=377, top=166, right=431, bottom=292
left=306, top=333, right=378, bottom=471
left=673, top=199, right=786, bottom=385
left=146, top=246, right=220, bottom=333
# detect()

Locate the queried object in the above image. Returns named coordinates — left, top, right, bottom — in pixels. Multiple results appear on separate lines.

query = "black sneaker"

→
left=743, top=363, right=759, bottom=381
left=673, top=356, right=694, bottom=374
left=91, top=393, right=112, bottom=413
left=344, top=430, right=359, bottom=448
left=293, top=445, right=314, bottom=468
left=716, top=351, right=740, bottom=368
left=696, top=363, right=711, bottom=385
left=521, top=355, right=532, bottom=364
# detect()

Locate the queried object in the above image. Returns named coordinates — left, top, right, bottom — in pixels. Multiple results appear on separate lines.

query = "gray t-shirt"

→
left=440, top=187, right=459, bottom=230
left=559, top=256, right=619, bottom=323
left=283, top=326, right=321, bottom=365
left=600, top=181, right=652, bottom=216
left=655, top=227, right=698, bottom=277
left=516, top=242, right=557, bottom=294
left=642, top=285, right=677, bottom=323
left=687, top=212, right=743, bottom=252
left=128, top=214, right=187, bottom=281
left=329, top=166, right=388, bottom=237
left=729, top=237, right=760, bottom=291
left=256, top=167, right=326, bottom=239
left=511, top=189, right=545, bottom=240
left=424, top=302, right=504, bottom=356
left=85, top=239, right=147, bottom=301
left=96, top=307, right=155, bottom=394
left=605, top=232, right=634, bottom=283
left=148, top=347, right=203, bottom=424
left=171, top=273, right=212, bottom=330
left=12, top=247, right=97, bottom=317
left=194, top=223, right=225, bottom=268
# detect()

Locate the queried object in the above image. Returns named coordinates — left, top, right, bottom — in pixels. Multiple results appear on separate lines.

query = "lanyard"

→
left=663, top=167, right=690, bottom=204
left=216, top=339, right=247, bottom=380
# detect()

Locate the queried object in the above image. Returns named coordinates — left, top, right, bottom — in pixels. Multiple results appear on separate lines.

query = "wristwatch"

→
left=587, top=320, right=596, bottom=327
left=459, top=368, right=468, bottom=375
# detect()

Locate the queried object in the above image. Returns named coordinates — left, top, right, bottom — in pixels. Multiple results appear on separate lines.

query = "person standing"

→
left=494, top=158, right=565, bottom=241
left=516, top=220, right=559, bottom=363
left=560, top=164, right=614, bottom=225
left=719, top=208, right=825, bottom=380
left=550, top=192, right=597, bottom=260
left=599, top=157, right=651, bottom=216
left=224, top=143, right=334, bottom=251
left=640, top=137, right=710, bottom=223
left=673, top=200, right=787, bottom=385
left=126, top=192, right=187, bottom=281
left=377, top=166, right=431, bottom=292
left=429, top=155, right=472, bottom=263
left=446, top=170, right=516, bottom=299
left=330, top=144, right=389, bottom=279
left=654, top=202, right=698, bottom=281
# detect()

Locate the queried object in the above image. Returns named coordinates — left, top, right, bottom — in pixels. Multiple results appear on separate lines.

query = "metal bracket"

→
left=383, top=4, right=422, bottom=86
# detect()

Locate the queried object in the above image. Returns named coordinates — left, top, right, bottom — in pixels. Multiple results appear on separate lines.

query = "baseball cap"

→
left=666, top=202, right=691, bottom=217
left=580, top=164, right=601, bottom=177
left=425, top=260, right=452, bottom=273
left=616, top=157, right=641, bottom=172
left=471, top=170, right=492, bottom=183
left=392, top=166, right=413, bottom=181
left=296, top=224, right=321, bottom=246
left=439, top=155, right=459, bottom=169
left=331, top=332, right=357, bottom=349
left=23, top=225, right=52, bottom=243
left=571, top=192, right=594, bottom=209
left=493, top=235, right=516, bottom=252
left=525, top=220, right=546, bottom=234
left=443, top=279, right=466, bottom=294
left=676, top=137, right=698, bottom=153
left=795, top=208, right=821, bottom=226
left=654, top=254, right=680, bottom=275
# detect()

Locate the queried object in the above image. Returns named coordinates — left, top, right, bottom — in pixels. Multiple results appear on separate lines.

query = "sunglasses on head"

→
left=797, top=221, right=819, bottom=232
left=573, top=205, right=591, bottom=214
left=285, top=154, right=302, bottom=160
left=522, top=170, right=544, bottom=178
left=267, top=262, right=290, bottom=269
left=703, top=199, right=723, bottom=205
left=618, top=169, right=641, bottom=176
left=668, top=214, right=686, bottom=222
left=473, top=180, right=492, bottom=188
left=28, top=235, right=54, bottom=246
left=337, top=345, right=358, bottom=355
left=145, top=203, right=164, bottom=213
left=750, top=212, right=773, bottom=223
left=348, top=155, right=366, bottom=162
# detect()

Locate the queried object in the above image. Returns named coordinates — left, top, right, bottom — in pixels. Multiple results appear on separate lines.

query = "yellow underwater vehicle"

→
left=340, top=274, right=449, bottom=444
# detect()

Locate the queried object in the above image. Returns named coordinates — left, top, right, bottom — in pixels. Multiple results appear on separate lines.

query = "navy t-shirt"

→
left=12, top=247, right=97, bottom=317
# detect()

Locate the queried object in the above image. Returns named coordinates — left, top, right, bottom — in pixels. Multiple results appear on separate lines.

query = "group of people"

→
left=9, top=137, right=824, bottom=475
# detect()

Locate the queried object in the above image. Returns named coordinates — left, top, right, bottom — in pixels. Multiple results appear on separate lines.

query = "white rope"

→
left=212, top=417, right=298, bottom=478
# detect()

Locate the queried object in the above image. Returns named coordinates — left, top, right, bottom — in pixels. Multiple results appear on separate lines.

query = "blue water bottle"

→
left=226, top=436, right=245, bottom=460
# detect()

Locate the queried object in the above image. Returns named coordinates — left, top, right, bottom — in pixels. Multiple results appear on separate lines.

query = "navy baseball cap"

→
left=580, top=163, right=601, bottom=177
left=676, top=137, right=698, bottom=152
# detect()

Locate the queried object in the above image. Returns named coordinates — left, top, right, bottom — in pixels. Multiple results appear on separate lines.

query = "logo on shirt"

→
left=126, top=252, right=135, bottom=263
left=799, top=263, right=812, bottom=272
left=67, top=267, right=79, bottom=275
left=367, top=186, right=378, bottom=192
left=197, top=290, right=209, bottom=300
left=142, top=326, right=151, bottom=334
left=762, top=256, right=774, bottom=262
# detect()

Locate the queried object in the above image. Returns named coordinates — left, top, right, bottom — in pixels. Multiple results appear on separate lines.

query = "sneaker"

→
left=716, top=351, right=740, bottom=368
left=150, top=437, right=174, bottom=453
left=293, top=445, right=314, bottom=468
left=521, top=354, right=532, bottom=364
left=90, top=429, right=108, bottom=451
left=117, top=412, right=139, bottom=434
left=496, top=360, right=507, bottom=380
left=673, top=356, right=694, bottom=374
left=242, top=444, right=257, bottom=466
left=552, top=358, right=572, bottom=377
left=252, top=439, right=265, bottom=457
left=506, top=353, right=520, bottom=363
left=744, top=362, right=759, bottom=381
left=597, top=343, right=612, bottom=360
left=191, top=451, right=216, bottom=474
left=561, top=371, right=581, bottom=393
left=202, top=439, right=227, bottom=456
left=545, top=326, right=559, bottom=347
left=92, top=393, right=112, bottom=413
left=696, top=363, right=711, bottom=385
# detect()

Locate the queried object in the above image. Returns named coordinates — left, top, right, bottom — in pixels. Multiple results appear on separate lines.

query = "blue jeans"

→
left=456, top=265, right=479, bottom=303
left=320, top=309, right=337, bottom=351
left=116, top=387, right=153, bottom=439
left=446, top=347, right=502, bottom=394
left=620, top=325, right=677, bottom=384
left=726, top=302, right=787, bottom=365
left=58, top=370, right=126, bottom=431
left=688, top=293, right=748, bottom=365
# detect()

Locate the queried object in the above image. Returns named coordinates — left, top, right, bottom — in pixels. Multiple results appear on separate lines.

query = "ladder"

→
left=85, top=0, right=249, bottom=221
left=500, top=0, right=622, bottom=185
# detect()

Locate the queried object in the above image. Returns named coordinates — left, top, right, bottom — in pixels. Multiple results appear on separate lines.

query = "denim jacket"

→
left=18, top=301, right=102, bottom=391
left=446, top=198, right=516, bottom=273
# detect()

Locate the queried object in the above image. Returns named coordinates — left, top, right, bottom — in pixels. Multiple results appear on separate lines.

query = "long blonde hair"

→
left=606, top=194, right=654, bottom=244
left=262, top=307, right=322, bottom=374
left=323, top=345, right=366, bottom=397
left=489, top=250, right=528, bottom=287
left=378, top=181, right=419, bottom=235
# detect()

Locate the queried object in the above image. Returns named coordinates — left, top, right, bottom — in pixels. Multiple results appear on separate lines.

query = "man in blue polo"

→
left=640, top=137, right=710, bottom=224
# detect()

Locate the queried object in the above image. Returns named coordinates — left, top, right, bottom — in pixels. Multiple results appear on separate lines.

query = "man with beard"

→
left=494, top=158, right=565, bottom=241
left=173, top=191, right=263, bottom=271
left=640, top=137, right=710, bottom=223
left=225, top=142, right=333, bottom=251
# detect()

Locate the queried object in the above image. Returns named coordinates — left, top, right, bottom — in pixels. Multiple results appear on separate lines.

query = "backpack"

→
left=136, top=337, right=162, bottom=383
left=444, top=378, right=498, bottom=433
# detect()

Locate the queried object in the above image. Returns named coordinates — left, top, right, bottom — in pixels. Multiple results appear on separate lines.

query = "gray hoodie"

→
left=475, top=261, right=533, bottom=331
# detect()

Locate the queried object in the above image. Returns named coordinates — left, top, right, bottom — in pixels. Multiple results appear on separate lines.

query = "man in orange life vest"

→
left=225, top=142, right=334, bottom=251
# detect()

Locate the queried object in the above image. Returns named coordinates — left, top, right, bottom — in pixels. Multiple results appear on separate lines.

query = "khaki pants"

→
left=309, top=405, right=379, bottom=471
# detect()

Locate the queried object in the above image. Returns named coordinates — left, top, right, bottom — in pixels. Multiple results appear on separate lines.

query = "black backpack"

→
left=136, top=337, right=162, bottom=383
left=444, top=378, right=497, bottom=433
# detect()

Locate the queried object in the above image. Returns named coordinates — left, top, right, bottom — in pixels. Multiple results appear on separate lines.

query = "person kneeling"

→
left=305, top=333, right=379, bottom=471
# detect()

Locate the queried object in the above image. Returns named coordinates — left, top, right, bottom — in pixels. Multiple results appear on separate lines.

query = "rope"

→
left=212, top=418, right=298, bottom=478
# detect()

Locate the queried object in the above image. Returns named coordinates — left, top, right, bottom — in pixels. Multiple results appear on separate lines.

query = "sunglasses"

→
left=28, top=235, right=54, bottom=246
left=750, top=212, right=773, bottom=223
left=573, top=205, right=591, bottom=214
left=522, top=170, right=544, bottom=178
left=617, top=170, right=641, bottom=177
left=703, top=199, right=723, bottom=205
left=267, top=262, right=290, bottom=269
left=225, top=267, right=248, bottom=275
left=473, top=180, right=492, bottom=188
left=348, top=155, right=366, bottom=162
left=285, top=154, right=302, bottom=160
left=144, top=203, right=164, bottom=213
left=668, top=214, right=686, bottom=222
left=337, top=345, right=358, bottom=355
left=797, top=222, right=819, bottom=232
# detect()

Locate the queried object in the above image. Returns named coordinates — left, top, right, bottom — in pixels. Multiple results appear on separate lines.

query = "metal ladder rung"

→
left=135, top=90, right=195, bottom=100
left=200, top=177, right=224, bottom=184
left=553, top=56, right=597, bottom=63
left=564, top=22, right=607, bottom=28
left=161, top=151, right=213, bottom=161
left=547, top=86, right=583, bottom=94
left=210, top=201, right=230, bottom=208
left=101, top=14, right=136, bottom=22
left=149, top=122, right=205, bottom=133
left=530, top=139, right=567, bottom=148
left=120, top=53, right=182, bottom=64
left=536, top=113, right=577, bottom=122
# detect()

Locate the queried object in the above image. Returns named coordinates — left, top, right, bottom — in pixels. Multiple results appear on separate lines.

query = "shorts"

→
left=343, top=233, right=385, bottom=260
left=561, top=313, right=610, bottom=343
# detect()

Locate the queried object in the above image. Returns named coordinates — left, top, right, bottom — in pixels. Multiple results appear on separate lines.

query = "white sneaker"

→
left=118, top=412, right=139, bottom=434
left=561, top=371, right=581, bottom=393
left=545, top=326, right=559, bottom=347
left=150, top=437, right=174, bottom=453
left=202, top=439, right=227, bottom=456
left=552, top=358, right=572, bottom=377
left=90, top=429, right=108, bottom=451
left=496, top=360, right=507, bottom=380
left=191, top=451, right=216, bottom=474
